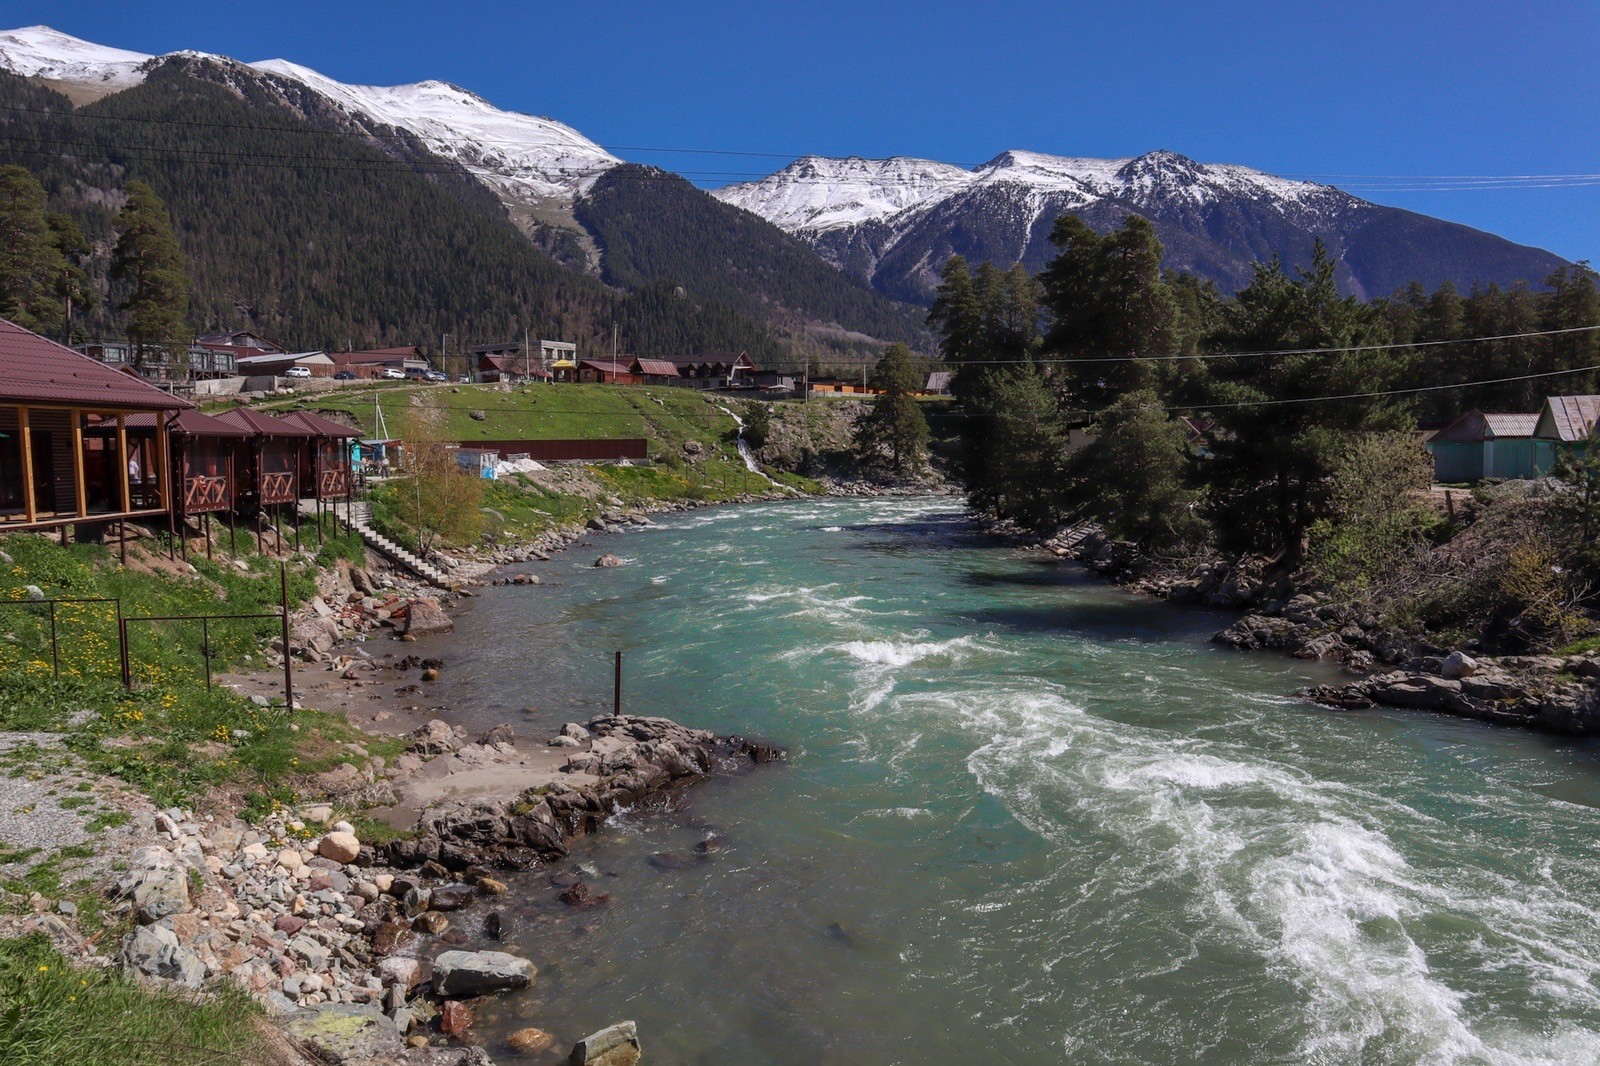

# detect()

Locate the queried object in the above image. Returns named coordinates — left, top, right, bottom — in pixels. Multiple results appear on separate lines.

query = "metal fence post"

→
left=48, top=601, right=58, bottom=680
left=201, top=616, right=212, bottom=691
left=280, top=563, right=293, bottom=709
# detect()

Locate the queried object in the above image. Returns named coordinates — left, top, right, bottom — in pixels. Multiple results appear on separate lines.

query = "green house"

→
left=1533, top=395, right=1600, bottom=473
left=1427, top=410, right=1539, bottom=482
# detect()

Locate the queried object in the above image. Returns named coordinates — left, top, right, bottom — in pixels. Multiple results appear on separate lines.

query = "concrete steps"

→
left=309, top=498, right=451, bottom=587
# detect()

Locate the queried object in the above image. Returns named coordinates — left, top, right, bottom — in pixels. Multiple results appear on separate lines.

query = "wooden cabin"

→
left=278, top=411, right=358, bottom=500
left=210, top=408, right=310, bottom=509
left=0, top=317, right=190, bottom=534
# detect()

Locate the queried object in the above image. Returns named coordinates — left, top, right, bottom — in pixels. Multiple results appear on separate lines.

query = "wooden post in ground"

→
left=613, top=650, right=622, bottom=716
left=70, top=408, right=87, bottom=519
left=17, top=406, right=35, bottom=524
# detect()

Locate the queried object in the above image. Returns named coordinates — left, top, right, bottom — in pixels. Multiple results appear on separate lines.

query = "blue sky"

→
left=9, top=0, right=1598, bottom=264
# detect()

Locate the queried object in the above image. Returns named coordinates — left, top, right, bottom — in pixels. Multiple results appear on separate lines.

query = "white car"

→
left=382, top=368, right=406, bottom=380
left=284, top=366, right=312, bottom=379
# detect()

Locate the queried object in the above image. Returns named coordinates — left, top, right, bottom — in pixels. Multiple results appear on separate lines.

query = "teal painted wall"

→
left=1429, top=441, right=1483, bottom=482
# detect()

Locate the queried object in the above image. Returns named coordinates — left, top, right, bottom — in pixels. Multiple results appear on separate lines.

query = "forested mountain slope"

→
left=0, top=63, right=784, bottom=360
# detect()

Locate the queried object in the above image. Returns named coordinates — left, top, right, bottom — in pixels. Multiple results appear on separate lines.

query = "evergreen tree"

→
left=965, top=368, right=1073, bottom=530
left=1204, top=241, right=1407, bottom=559
left=1067, top=389, right=1205, bottom=551
left=110, top=180, right=190, bottom=369
left=927, top=255, right=982, bottom=371
left=0, top=165, right=69, bottom=335
left=46, top=210, right=93, bottom=343
left=853, top=343, right=930, bottom=475
left=1040, top=214, right=1177, bottom=407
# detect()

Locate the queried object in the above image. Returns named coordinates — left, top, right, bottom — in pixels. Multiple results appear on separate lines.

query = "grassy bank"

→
left=0, top=533, right=402, bottom=816
left=0, top=933, right=274, bottom=1065
left=268, top=382, right=828, bottom=546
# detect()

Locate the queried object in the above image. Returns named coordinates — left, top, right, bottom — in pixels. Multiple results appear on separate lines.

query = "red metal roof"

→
left=119, top=410, right=252, bottom=437
left=331, top=347, right=423, bottom=365
left=0, top=318, right=191, bottom=411
left=580, top=359, right=632, bottom=374
left=633, top=359, right=680, bottom=377
left=211, top=407, right=313, bottom=437
left=279, top=410, right=360, bottom=438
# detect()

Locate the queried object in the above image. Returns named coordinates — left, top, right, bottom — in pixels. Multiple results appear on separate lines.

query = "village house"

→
left=330, top=345, right=429, bottom=379
left=672, top=353, right=757, bottom=390
left=235, top=351, right=336, bottom=381
left=0, top=317, right=189, bottom=536
left=1427, top=410, right=1541, bottom=481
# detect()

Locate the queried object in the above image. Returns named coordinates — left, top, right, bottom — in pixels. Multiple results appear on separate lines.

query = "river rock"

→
left=440, top=999, right=473, bottom=1036
left=118, top=846, right=192, bottom=924
left=408, top=719, right=461, bottom=755
left=594, top=554, right=622, bottom=568
left=508, top=1026, right=557, bottom=1054
left=1441, top=651, right=1479, bottom=680
left=413, top=911, right=450, bottom=936
left=120, top=923, right=204, bottom=987
left=319, top=831, right=361, bottom=864
left=569, top=1021, right=641, bottom=1066
left=405, top=597, right=455, bottom=637
left=430, top=883, right=476, bottom=911
left=431, top=949, right=536, bottom=996
left=285, top=1005, right=404, bottom=1063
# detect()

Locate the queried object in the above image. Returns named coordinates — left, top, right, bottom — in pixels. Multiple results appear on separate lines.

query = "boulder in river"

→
left=404, top=597, right=454, bottom=636
left=569, top=1020, right=641, bottom=1066
left=431, top=949, right=536, bottom=996
left=594, top=554, right=622, bottom=568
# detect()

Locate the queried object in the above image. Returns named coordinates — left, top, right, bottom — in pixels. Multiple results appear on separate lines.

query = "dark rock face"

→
left=382, top=714, right=786, bottom=871
left=1305, top=653, right=1600, bottom=735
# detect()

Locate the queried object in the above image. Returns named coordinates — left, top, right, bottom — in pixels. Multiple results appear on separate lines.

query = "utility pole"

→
left=523, top=327, right=530, bottom=381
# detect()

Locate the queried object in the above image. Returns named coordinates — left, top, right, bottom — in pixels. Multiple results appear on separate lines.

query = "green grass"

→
left=1557, top=634, right=1600, bottom=656
left=261, top=380, right=746, bottom=450
left=0, top=533, right=395, bottom=810
left=0, top=933, right=271, bottom=1065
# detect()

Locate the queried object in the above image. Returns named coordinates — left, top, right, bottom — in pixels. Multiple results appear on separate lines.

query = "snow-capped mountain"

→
left=717, top=149, right=1566, bottom=302
left=0, top=26, right=618, bottom=202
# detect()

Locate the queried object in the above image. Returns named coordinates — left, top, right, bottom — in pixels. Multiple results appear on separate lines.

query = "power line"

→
left=1158, top=361, right=1600, bottom=413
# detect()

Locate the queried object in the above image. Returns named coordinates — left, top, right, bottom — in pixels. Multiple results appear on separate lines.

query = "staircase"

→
left=1056, top=523, right=1100, bottom=554
left=305, top=499, right=452, bottom=587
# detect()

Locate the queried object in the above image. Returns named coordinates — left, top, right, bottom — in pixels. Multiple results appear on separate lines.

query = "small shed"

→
left=1533, top=395, right=1600, bottom=473
left=632, top=358, right=681, bottom=386
left=1427, top=410, right=1540, bottom=481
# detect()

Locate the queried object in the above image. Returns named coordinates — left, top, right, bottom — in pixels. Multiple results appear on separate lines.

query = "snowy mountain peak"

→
left=0, top=25, right=152, bottom=92
left=714, top=154, right=975, bottom=232
left=0, top=25, right=620, bottom=202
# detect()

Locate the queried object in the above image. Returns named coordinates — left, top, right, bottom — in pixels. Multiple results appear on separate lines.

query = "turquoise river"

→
left=422, top=497, right=1600, bottom=1064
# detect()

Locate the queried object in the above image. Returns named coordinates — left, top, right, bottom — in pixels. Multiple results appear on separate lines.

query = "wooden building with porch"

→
left=0, top=317, right=190, bottom=538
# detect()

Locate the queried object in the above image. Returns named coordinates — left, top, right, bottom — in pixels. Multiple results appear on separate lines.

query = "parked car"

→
left=381, top=367, right=406, bottom=380
left=284, top=366, right=312, bottom=379
left=424, top=369, right=448, bottom=382
left=333, top=370, right=357, bottom=380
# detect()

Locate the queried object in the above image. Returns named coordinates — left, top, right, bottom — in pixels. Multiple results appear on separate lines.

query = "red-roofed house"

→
left=0, top=317, right=191, bottom=534
left=330, top=346, right=430, bottom=379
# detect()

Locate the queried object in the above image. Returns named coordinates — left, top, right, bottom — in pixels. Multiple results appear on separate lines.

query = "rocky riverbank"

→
left=1304, top=650, right=1600, bottom=734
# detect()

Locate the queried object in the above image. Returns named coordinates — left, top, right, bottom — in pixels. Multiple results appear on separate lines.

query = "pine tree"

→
left=853, top=343, right=930, bottom=475
left=927, top=256, right=982, bottom=381
left=1068, top=389, right=1205, bottom=551
left=1204, top=241, right=1407, bottom=559
left=111, top=180, right=191, bottom=369
left=0, top=165, right=70, bottom=335
left=46, top=210, right=93, bottom=344
left=1040, top=213, right=1177, bottom=407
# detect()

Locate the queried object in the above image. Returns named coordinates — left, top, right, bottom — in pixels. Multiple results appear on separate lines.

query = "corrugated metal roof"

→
left=925, top=371, right=952, bottom=391
left=121, top=410, right=252, bottom=437
left=212, top=408, right=312, bottom=437
left=580, top=359, right=630, bottom=374
left=633, top=359, right=680, bottom=377
left=1481, top=413, right=1539, bottom=437
left=0, top=317, right=191, bottom=411
left=1540, top=396, right=1600, bottom=442
left=279, top=410, right=360, bottom=438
